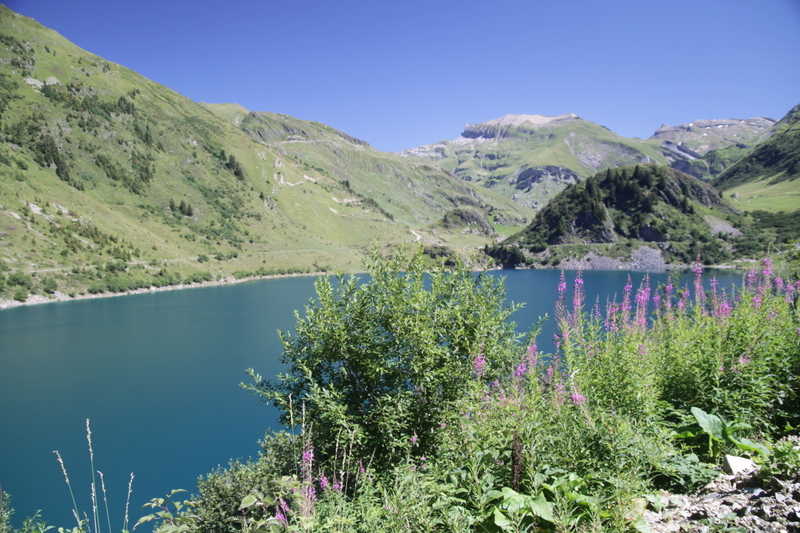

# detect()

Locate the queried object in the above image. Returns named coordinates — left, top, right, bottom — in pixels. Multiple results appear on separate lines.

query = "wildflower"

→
left=745, top=269, right=757, bottom=289
left=557, top=271, right=567, bottom=298
left=274, top=510, right=288, bottom=524
left=572, top=272, right=584, bottom=318
left=513, top=361, right=527, bottom=378
left=553, top=382, right=565, bottom=406
left=303, top=485, right=316, bottom=503
left=752, top=295, right=762, bottom=308
left=410, top=433, right=418, bottom=446
left=738, top=355, right=751, bottom=366
left=717, top=298, right=732, bottom=318
left=302, top=445, right=314, bottom=468
left=761, top=257, right=773, bottom=278
left=358, top=460, right=366, bottom=474
left=319, top=475, right=329, bottom=490
left=775, top=277, right=784, bottom=292
left=570, top=391, right=587, bottom=406
left=472, top=353, right=487, bottom=378
left=526, top=343, right=539, bottom=370
left=332, top=479, right=342, bottom=492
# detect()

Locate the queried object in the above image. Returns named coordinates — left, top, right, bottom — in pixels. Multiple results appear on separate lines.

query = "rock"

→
left=723, top=455, right=757, bottom=475
left=44, top=76, right=60, bottom=85
left=24, top=77, right=43, bottom=89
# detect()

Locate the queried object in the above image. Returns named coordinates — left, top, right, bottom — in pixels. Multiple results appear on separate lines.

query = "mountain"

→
left=651, top=117, right=775, bottom=180
left=500, top=165, right=744, bottom=269
left=203, top=105, right=529, bottom=231
left=713, top=104, right=800, bottom=212
left=0, top=6, right=527, bottom=302
left=403, top=113, right=667, bottom=210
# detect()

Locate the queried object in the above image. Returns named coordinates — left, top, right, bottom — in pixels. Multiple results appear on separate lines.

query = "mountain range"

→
left=0, top=5, right=797, bottom=302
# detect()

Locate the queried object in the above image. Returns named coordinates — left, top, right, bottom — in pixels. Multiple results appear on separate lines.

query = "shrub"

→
left=245, top=250, right=522, bottom=472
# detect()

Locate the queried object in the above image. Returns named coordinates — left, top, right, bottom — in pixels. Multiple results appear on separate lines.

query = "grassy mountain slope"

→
left=714, top=104, right=800, bottom=212
left=0, top=6, right=527, bottom=302
left=504, top=165, right=745, bottom=267
left=403, top=113, right=670, bottom=210
left=204, top=105, right=531, bottom=233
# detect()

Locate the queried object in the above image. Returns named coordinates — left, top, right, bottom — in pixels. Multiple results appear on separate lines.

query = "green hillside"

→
left=502, top=165, right=746, bottom=267
left=0, top=6, right=528, bottom=303
left=714, top=103, right=800, bottom=212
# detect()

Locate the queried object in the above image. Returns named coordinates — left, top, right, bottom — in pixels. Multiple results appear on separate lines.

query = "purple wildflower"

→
left=761, top=257, right=773, bottom=278
left=514, top=361, right=527, bottom=378
left=410, top=433, right=418, bottom=446
left=752, top=295, right=763, bottom=308
left=274, top=510, right=288, bottom=524
left=692, top=260, right=705, bottom=305
left=302, top=445, right=314, bottom=468
left=472, top=353, right=487, bottom=378
left=332, top=479, right=342, bottom=492
left=745, top=269, right=757, bottom=289
left=570, top=391, right=587, bottom=406
left=303, top=485, right=316, bottom=503
left=358, top=461, right=366, bottom=474
left=717, top=298, right=732, bottom=318
left=557, top=271, right=567, bottom=299
left=738, top=355, right=751, bottom=366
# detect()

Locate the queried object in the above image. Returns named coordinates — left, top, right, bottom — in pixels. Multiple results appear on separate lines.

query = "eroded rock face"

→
left=514, top=165, right=579, bottom=191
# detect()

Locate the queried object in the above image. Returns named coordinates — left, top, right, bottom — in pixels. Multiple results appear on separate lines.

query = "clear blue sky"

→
left=7, top=0, right=800, bottom=152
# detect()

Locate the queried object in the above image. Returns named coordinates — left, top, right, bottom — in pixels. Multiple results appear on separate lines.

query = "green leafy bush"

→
left=246, top=251, right=522, bottom=472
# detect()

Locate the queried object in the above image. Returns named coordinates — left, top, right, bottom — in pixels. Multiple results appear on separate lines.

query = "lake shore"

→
left=0, top=258, right=753, bottom=312
left=0, top=270, right=330, bottom=311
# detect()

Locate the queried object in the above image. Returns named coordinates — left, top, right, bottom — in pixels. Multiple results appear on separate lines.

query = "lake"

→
left=0, top=268, right=742, bottom=529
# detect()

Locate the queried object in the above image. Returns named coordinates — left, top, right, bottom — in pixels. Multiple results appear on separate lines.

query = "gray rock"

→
left=723, top=455, right=756, bottom=475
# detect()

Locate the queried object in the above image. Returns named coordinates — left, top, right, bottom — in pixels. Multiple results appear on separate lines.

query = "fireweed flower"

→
left=332, top=479, right=342, bottom=492
left=302, top=445, right=314, bottom=468
left=410, top=433, right=418, bottom=445
left=692, top=261, right=705, bottom=305
left=514, top=361, right=528, bottom=378
left=319, top=475, right=330, bottom=490
left=553, top=382, right=566, bottom=406
left=526, top=343, right=539, bottom=370
left=570, top=390, right=587, bottom=406
left=622, top=276, right=633, bottom=325
left=557, top=271, right=567, bottom=299
left=717, top=298, right=732, bottom=318
left=745, top=269, right=757, bottom=289
left=472, top=353, right=487, bottom=378
left=572, top=273, right=585, bottom=318
left=274, top=510, right=288, bottom=524
left=761, top=257, right=773, bottom=279
left=752, top=295, right=763, bottom=308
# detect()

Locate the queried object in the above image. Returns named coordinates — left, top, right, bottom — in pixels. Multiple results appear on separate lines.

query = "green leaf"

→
left=493, top=508, right=513, bottom=530
left=528, top=493, right=555, bottom=523
left=691, top=407, right=724, bottom=441
left=736, top=437, right=770, bottom=457
left=239, top=494, right=259, bottom=510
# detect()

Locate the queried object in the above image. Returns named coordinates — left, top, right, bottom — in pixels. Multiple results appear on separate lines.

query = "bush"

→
left=245, top=250, right=522, bottom=472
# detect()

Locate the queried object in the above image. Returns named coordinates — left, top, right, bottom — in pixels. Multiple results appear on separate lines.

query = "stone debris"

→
left=723, top=455, right=756, bottom=476
left=644, top=466, right=800, bottom=532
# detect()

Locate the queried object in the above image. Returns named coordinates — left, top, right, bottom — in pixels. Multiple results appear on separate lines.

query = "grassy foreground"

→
left=3, top=253, right=800, bottom=532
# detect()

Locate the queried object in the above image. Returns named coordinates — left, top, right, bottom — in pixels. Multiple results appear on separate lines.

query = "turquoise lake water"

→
left=0, top=268, right=742, bottom=529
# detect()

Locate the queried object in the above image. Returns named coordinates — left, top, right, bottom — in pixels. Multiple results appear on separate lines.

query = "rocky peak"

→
left=461, top=113, right=580, bottom=139
left=651, top=117, right=775, bottom=155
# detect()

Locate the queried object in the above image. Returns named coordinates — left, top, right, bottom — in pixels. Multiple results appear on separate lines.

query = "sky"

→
left=6, top=0, right=800, bottom=152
